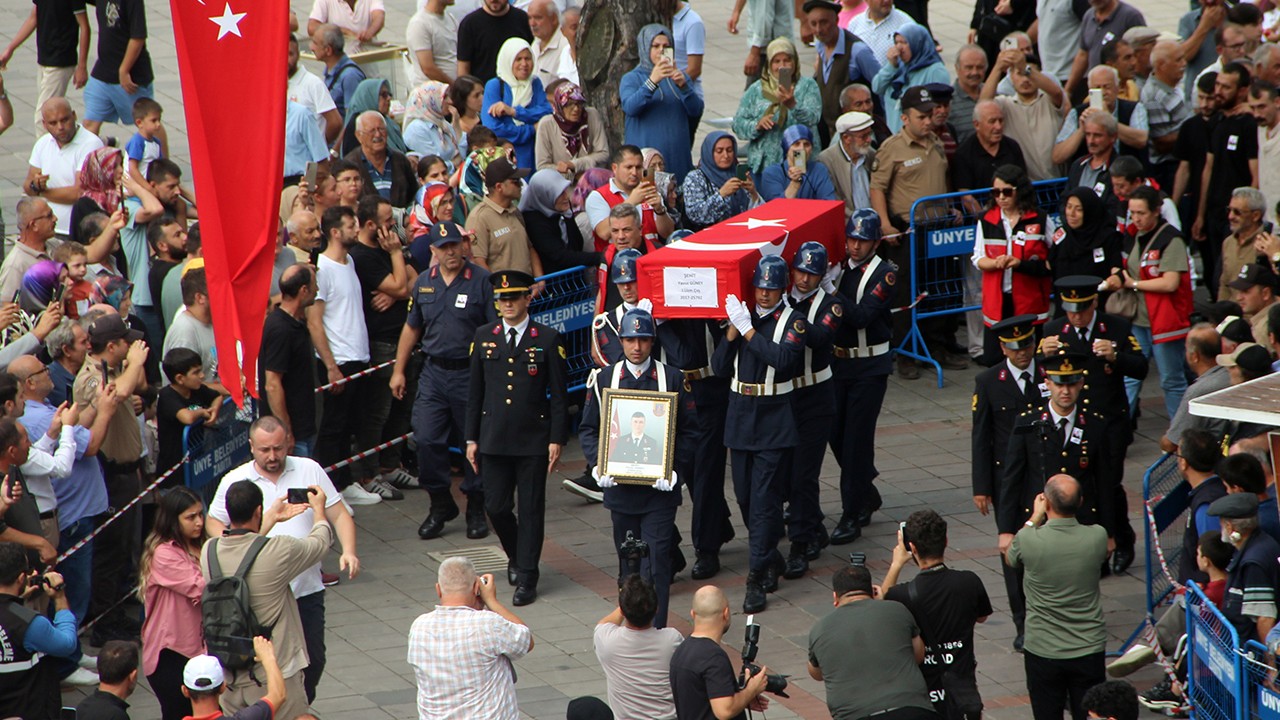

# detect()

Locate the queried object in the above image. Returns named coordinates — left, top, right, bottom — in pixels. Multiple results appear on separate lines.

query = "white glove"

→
left=637, top=298, right=654, bottom=314
left=654, top=471, right=678, bottom=492
left=591, top=465, right=617, bottom=488
left=821, top=263, right=841, bottom=294
left=724, top=294, right=753, bottom=335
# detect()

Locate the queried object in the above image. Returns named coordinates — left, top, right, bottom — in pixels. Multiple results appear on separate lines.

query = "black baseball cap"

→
left=87, top=313, right=143, bottom=345
left=900, top=85, right=937, bottom=113
left=1228, top=263, right=1278, bottom=291
left=484, top=158, right=530, bottom=187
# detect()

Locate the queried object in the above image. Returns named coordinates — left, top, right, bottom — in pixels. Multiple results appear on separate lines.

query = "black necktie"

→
left=1057, top=418, right=1069, bottom=447
left=1078, top=326, right=1089, bottom=345
left=507, top=328, right=517, bottom=353
left=1020, top=371, right=1037, bottom=405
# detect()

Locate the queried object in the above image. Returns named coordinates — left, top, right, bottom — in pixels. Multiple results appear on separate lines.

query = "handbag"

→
left=976, top=13, right=1014, bottom=47
left=1105, top=286, right=1139, bottom=321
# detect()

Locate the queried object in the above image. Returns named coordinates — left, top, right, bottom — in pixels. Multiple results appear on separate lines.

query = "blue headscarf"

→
left=780, top=125, right=814, bottom=159
left=890, top=24, right=944, bottom=99
left=635, top=24, right=672, bottom=73
left=698, top=131, right=749, bottom=215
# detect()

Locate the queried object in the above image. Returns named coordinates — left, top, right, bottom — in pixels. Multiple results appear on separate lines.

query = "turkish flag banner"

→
left=636, top=199, right=844, bottom=319
left=169, top=0, right=289, bottom=405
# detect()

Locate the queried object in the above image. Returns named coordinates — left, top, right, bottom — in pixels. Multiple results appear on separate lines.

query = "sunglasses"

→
left=991, top=187, right=1016, bottom=198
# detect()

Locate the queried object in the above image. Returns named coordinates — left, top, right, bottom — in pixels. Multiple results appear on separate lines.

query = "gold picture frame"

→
left=598, top=388, right=678, bottom=486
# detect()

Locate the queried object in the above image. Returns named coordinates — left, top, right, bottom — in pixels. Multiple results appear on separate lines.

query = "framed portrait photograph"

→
left=598, top=388, right=678, bottom=486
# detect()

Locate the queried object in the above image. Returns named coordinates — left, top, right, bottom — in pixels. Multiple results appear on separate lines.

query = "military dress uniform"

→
left=1040, top=276, right=1147, bottom=571
left=466, top=271, right=569, bottom=604
left=784, top=242, right=843, bottom=575
left=407, top=226, right=498, bottom=539
left=711, top=256, right=806, bottom=612
left=580, top=309, right=697, bottom=628
left=972, top=315, right=1046, bottom=642
left=590, top=248, right=644, bottom=368
left=828, top=211, right=897, bottom=542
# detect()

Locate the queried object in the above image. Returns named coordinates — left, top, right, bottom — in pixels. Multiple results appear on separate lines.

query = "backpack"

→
left=202, top=535, right=270, bottom=671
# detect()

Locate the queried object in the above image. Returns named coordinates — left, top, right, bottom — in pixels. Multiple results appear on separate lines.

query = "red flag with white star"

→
left=168, top=0, right=288, bottom=405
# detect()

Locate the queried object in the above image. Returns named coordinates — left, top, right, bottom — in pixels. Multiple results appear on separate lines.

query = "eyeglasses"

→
left=991, top=187, right=1016, bottom=197
left=1227, top=207, right=1255, bottom=215
left=20, top=368, right=48, bottom=381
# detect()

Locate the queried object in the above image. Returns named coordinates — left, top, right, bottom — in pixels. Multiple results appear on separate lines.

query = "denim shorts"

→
left=83, top=76, right=153, bottom=124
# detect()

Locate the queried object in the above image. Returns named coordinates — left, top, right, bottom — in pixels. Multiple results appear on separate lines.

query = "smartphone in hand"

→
left=777, top=67, right=793, bottom=90
left=735, top=163, right=750, bottom=182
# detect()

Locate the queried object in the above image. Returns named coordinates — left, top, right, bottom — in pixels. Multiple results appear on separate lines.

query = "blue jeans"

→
left=293, top=436, right=317, bottom=459
left=1125, top=325, right=1187, bottom=419
left=58, top=516, right=95, bottom=623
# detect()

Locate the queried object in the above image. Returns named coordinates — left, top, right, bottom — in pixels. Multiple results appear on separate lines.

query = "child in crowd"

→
left=126, top=97, right=165, bottom=191
left=51, top=241, right=94, bottom=319
left=156, top=348, right=221, bottom=487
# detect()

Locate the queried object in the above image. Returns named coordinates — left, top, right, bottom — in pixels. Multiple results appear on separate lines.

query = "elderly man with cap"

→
left=590, top=248, right=645, bottom=368
left=922, top=82, right=960, bottom=165
left=804, top=0, right=882, bottom=148
left=1228, top=263, right=1280, bottom=347
left=1217, top=342, right=1274, bottom=389
left=392, top=221, right=497, bottom=542
left=181, top=639, right=285, bottom=720
left=819, top=111, right=876, bottom=217
left=826, top=210, right=895, bottom=543
left=1122, top=26, right=1160, bottom=90
left=465, top=270, right=568, bottom=606
left=999, top=353, right=1117, bottom=650
left=972, top=314, right=1045, bottom=645
left=712, top=255, right=806, bottom=612
left=1040, top=275, right=1147, bottom=573
left=580, top=308, right=696, bottom=627
left=783, top=242, right=843, bottom=578
left=1211, top=491, right=1280, bottom=643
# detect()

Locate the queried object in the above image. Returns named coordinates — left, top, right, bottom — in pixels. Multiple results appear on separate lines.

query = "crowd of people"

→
left=3, top=0, right=1280, bottom=717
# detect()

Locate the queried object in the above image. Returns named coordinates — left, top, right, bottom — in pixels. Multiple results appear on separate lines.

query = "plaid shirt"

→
left=407, top=605, right=532, bottom=720
left=1140, top=76, right=1191, bottom=165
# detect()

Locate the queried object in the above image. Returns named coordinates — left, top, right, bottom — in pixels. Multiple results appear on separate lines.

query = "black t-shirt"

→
left=150, top=259, right=177, bottom=320
left=90, top=0, right=153, bottom=86
left=669, top=636, right=743, bottom=720
left=74, top=689, right=130, bottom=720
left=157, top=384, right=220, bottom=476
left=259, top=307, right=317, bottom=440
left=950, top=135, right=1027, bottom=193
left=884, top=566, right=993, bottom=691
left=1174, top=113, right=1217, bottom=204
left=456, top=7, right=533, bottom=82
left=35, top=0, right=87, bottom=68
left=348, top=242, right=408, bottom=344
left=1206, top=112, right=1258, bottom=209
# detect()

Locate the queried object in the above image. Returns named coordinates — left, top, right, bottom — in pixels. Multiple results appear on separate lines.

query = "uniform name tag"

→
left=493, top=226, right=511, bottom=238
left=1103, top=31, right=1115, bottom=43
left=1039, top=383, right=1049, bottom=397
left=1228, top=135, right=1239, bottom=151
left=1070, top=427, right=1083, bottom=444
left=904, top=157, right=922, bottom=167
left=455, top=293, right=468, bottom=308
left=1093, top=247, right=1105, bottom=263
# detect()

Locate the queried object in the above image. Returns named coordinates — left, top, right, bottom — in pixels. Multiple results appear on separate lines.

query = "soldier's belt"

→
left=832, top=342, right=891, bottom=359
left=792, top=367, right=833, bottom=389
left=683, top=366, right=714, bottom=381
left=730, top=379, right=794, bottom=396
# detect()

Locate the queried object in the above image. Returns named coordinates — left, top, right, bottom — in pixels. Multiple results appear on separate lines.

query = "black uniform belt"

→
left=39, top=510, right=56, bottom=520
left=683, top=366, right=714, bottom=381
left=427, top=356, right=470, bottom=371
left=103, top=459, right=141, bottom=474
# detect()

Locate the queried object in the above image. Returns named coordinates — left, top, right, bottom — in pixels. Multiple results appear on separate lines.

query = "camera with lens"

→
left=848, top=551, right=866, bottom=567
left=737, top=615, right=789, bottom=697
left=619, top=531, right=649, bottom=577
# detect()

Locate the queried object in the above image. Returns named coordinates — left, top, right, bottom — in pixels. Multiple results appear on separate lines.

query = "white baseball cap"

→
left=183, top=655, right=225, bottom=691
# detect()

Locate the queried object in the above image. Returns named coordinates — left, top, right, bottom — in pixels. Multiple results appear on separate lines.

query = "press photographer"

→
left=669, top=585, right=772, bottom=720
left=594, top=574, right=683, bottom=719
left=808, top=564, right=938, bottom=720
left=883, top=510, right=993, bottom=719
left=0, top=540, right=79, bottom=720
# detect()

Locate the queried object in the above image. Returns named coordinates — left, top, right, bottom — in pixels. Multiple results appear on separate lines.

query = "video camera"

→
left=738, top=615, right=789, bottom=698
left=619, top=531, right=649, bottom=577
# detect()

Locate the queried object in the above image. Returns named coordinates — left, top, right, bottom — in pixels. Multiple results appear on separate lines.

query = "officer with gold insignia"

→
left=1039, top=275, right=1147, bottom=574
left=782, top=241, right=842, bottom=578
left=391, top=220, right=498, bottom=541
left=827, top=210, right=896, bottom=544
left=971, top=313, right=1045, bottom=651
left=713, top=255, right=806, bottom=613
left=580, top=308, right=696, bottom=627
left=465, top=269, right=569, bottom=606
left=590, top=248, right=646, bottom=368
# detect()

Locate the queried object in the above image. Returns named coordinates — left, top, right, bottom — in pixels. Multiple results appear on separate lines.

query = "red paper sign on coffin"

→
left=636, top=199, right=845, bottom=318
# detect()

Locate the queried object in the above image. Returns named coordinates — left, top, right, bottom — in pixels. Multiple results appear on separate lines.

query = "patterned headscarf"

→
left=405, top=81, right=452, bottom=134
left=551, top=81, right=590, bottom=156
left=91, top=274, right=133, bottom=311
left=572, top=168, right=613, bottom=214
left=641, top=147, right=664, bottom=172
left=412, top=182, right=454, bottom=227
left=79, top=147, right=124, bottom=214
left=759, top=36, right=800, bottom=126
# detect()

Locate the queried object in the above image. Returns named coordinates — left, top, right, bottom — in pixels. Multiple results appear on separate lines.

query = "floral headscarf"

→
left=79, top=147, right=124, bottom=214
left=572, top=168, right=613, bottom=214
left=551, top=81, right=590, bottom=156
left=91, top=274, right=133, bottom=312
left=405, top=81, right=452, bottom=134
left=641, top=147, right=664, bottom=172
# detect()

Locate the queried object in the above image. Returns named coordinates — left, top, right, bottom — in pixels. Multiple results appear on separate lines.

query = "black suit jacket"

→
left=466, top=320, right=569, bottom=455
left=972, top=362, right=1046, bottom=499
left=1041, top=312, right=1148, bottom=443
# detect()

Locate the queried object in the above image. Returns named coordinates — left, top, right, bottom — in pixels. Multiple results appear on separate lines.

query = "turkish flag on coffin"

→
left=169, top=0, right=289, bottom=405
left=635, top=199, right=844, bottom=319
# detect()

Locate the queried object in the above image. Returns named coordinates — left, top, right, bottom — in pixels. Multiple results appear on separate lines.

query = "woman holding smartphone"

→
left=731, top=36, right=822, bottom=180
left=759, top=126, right=837, bottom=201
left=620, top=24, right=704, bottom=182
left=682, top=132, right=761, bottom=229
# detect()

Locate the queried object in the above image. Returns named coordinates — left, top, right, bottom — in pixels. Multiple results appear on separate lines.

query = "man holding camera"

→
left=808, top=564, right=937, bottom=720
left=408, top=556, right=532, bottom=720
left=669, top=585, right=771, bottom=720
left=0, top=540, right=78, bottom=720
left=594, top=575, right=683, bottom=719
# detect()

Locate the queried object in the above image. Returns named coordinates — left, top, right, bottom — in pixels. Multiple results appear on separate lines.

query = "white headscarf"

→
left=496, top=37, right=535, bottom=114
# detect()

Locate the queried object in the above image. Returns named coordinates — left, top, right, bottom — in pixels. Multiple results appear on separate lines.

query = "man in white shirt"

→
left=847, top=0, right=914, bottom=67
left=287, top=35, right=342, bottom=144
left=24, top=98, right=103, bottom=236
left=206, top=416, right=361, bottom=706
left=407, top=0, right=459, bottom=85
left=594, top=575, right=683, bottom=720
left=527, top=0, right=574, bottom=88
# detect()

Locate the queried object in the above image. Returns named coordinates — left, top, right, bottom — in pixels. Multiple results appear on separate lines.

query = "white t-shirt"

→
left=28, top=126, right=105, bottom=235
left=287, top=67, right=338, bottom=135
left=309, top=0, right=386, bottom=37
left=316, top=253, right=371, bottom=364
left=208, top=456, right=342, bottom=599
left=163, top=310, right=218, bottom=380
left=406, top=9, right=458, bottom=85
left=593, top=623, right=683, bottom=720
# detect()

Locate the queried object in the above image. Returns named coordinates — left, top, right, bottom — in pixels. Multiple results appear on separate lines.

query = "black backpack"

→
left=202, top=535, right=269, bottom=671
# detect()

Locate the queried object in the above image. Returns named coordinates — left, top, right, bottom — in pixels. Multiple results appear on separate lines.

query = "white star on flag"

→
left=726, top=217, right=789, bottom=230
left=209, top=3, right=247, bottom=40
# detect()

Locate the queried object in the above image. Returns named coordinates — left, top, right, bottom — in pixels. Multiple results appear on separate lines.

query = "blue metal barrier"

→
left=1187, top=580, right=1246, bottom=720
left=1117, top=453, right=1191, bottom=655
left=898, top=178, right=1069, bottom=387
left=1243, top=639, right=1280, bottom=720
left=530, top=265, right=597, bottom=392
left=183, top=397, right=256, bottom=491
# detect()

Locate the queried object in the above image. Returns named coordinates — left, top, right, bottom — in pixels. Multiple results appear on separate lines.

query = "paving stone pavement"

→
left=0, top=0, right=1192, bottom=717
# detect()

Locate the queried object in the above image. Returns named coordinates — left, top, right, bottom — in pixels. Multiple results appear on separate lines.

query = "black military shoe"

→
left=830, top=516, right=861, bottom=545
left=1111, top=546, right=1135, bottom=574
left=760, top=555, right=783, bottom=593
left=417, top=492, right=459, bottom=539
left=857, top=496, right=883, bottom=527
left=691, top=552, right=720, bottom=579
left=743, top=573, right=767, bottom=613
left=783, top=544, right=809, bottom=579
left=507, top=562, right=518, bottom=587
left=512, top=584, right=538, bottom=606
left=465, top=496, right=489, bottom=539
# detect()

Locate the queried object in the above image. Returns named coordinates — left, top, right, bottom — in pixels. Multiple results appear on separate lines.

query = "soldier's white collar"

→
left=625, top=358, right=652, bottom=377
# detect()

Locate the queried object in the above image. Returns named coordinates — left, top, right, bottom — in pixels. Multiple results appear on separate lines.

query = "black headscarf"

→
left=1055, top=187, right=1115, bottom=261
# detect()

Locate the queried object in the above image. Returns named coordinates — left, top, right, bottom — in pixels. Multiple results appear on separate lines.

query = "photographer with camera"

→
left=594, top=574, right=683, bottom=719
left=669, top=585, right=771, bottom=720
left=807, top=564, right=938, bottom=720
left=882, top=510, right=993, bottom=720
left=0, top=539, right=79, bottom=720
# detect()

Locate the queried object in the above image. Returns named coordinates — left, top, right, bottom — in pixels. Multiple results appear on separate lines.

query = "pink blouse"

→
left=141, top=541, right=207, bottom=676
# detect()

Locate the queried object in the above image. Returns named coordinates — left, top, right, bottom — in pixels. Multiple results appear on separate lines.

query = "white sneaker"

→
left=341, top=483, right=383, bottom=506
left=62, top=668, right=99, bottom=686
left=77, top=654, right=97, bottom=670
